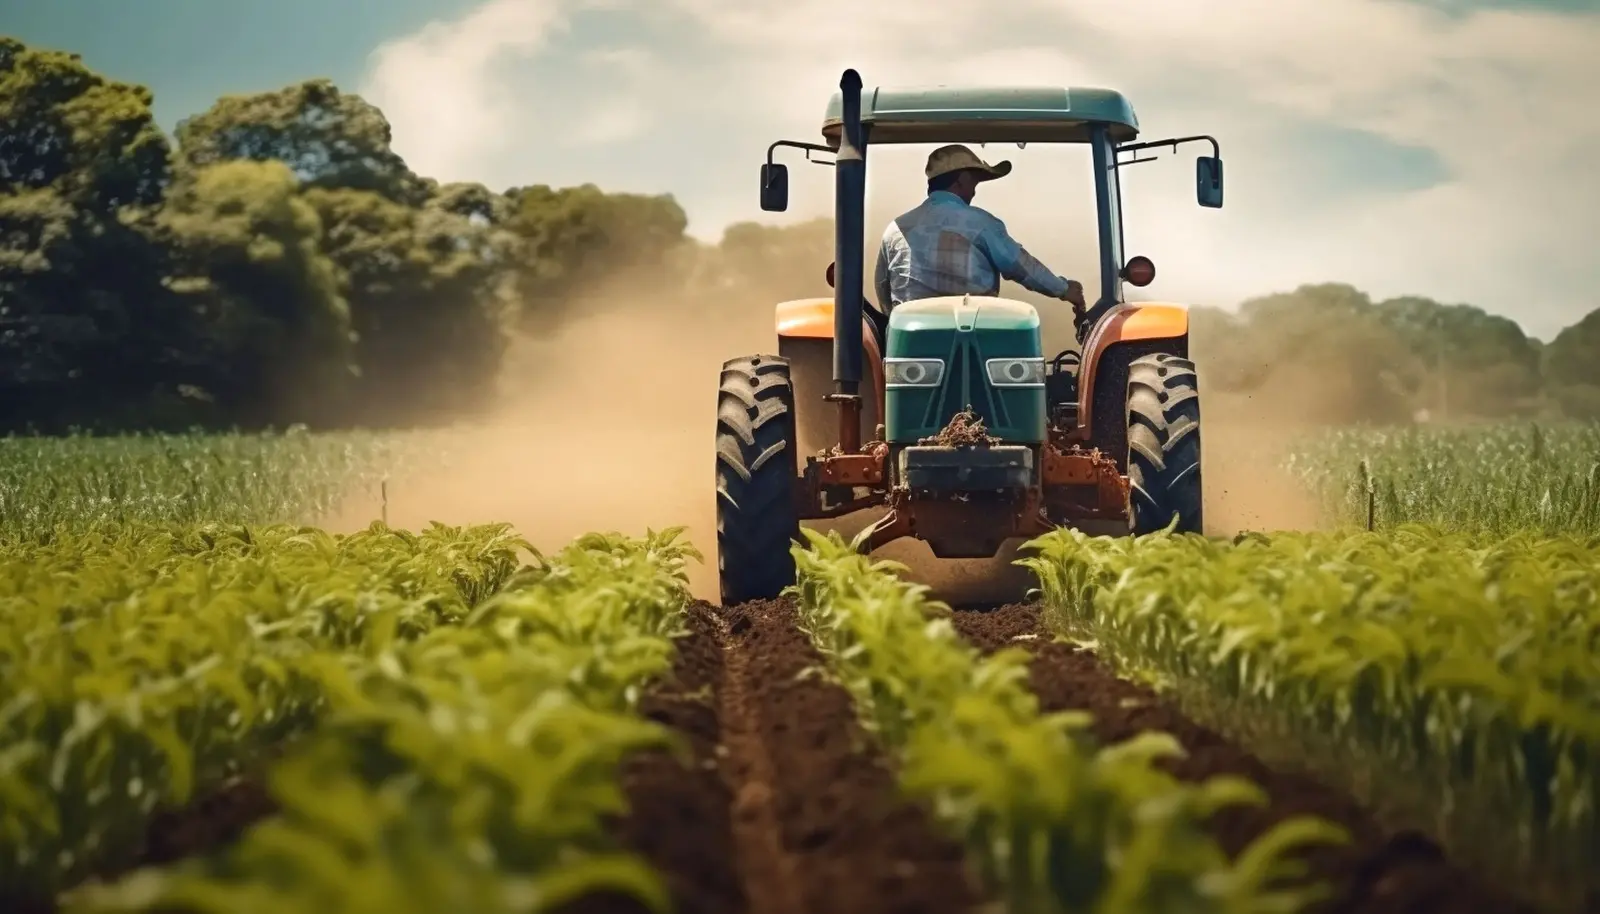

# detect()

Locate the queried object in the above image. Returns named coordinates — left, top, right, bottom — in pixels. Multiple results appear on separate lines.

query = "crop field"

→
left=1, top=423, right=1597, bottom=914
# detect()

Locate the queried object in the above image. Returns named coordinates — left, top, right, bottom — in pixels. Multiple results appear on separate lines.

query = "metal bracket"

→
left=1113, top=134, right=1220, bottom=169
left=766, top=139, right=837, bottom=168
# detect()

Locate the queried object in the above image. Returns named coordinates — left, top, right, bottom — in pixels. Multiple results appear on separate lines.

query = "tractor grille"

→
left=922, top=337, right=1009, bottom=431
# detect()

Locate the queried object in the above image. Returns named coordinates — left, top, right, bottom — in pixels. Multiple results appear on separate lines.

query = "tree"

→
left=1222, top=283, right=1420, bottom=423
left=504, top=183, right=691, bottom=323
left=174, top=79, right=426, bottom=206
left=306, top=183, right=518, bottom=424
left=1542, top=308, right=1600, bottom=419
left=175, top=81, right=516, bottom=426
left=0, top=37, right=170, bottom=208
left=156, top=159, right=353, bottom=425
left=1375, top=296, right=1543, bottom=418
left=0, top=36, right=190, bottom=431
left=708, top=218, right=834, bottom=302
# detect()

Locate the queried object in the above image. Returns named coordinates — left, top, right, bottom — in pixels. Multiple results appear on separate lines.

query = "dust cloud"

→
left=327, top=283, right=773, bottom=602
left=1199, top=400, right=1329, bottom=537
left=1190, top=324, right=1332, bottom=537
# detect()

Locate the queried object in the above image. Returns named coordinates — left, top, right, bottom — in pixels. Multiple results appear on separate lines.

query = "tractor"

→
left=714, top=68, right=1223, bottom=605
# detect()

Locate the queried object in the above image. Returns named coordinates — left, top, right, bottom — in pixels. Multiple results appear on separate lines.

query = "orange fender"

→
left=1076, top=302, right=1189, bottom=433
left=775, top=298, right=835, bottom=338
left=774, top=298, right=886, bottom=434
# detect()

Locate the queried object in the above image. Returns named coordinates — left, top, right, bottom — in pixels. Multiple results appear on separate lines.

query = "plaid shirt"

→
left=874, top=190, right=1073, bottom=310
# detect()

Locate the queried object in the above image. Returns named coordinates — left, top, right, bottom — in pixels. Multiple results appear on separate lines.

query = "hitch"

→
left=825, top=392, right=863, bottom=454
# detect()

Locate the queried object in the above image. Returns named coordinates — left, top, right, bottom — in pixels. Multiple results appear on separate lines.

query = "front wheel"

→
left=1126, top=352, right=1203, bottom=535
left=715, top=355, right=801, bottom=605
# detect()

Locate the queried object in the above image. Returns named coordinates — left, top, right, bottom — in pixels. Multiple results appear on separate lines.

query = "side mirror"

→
left=1196, top=156, right=1224, bottom=208
left=760, top=163, right=789, bottom=212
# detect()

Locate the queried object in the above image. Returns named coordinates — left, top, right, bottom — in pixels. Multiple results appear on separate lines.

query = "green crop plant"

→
left=790, top=529, right=1347, bottom=914
left=1284, top=422, right=1600, bottom=536
left=0, top=428, right=456, bottom=536
left=0, top=521, right=529, bottom=904
left=60, top=527, right=699, bottom=914
left=1019, top=525, right=1600, bottom=910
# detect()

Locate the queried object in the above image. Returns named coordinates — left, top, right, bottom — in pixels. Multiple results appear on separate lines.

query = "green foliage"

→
left=1541, top=310, right=1600, bottom=419
left=1019, top=525, right=1600, bottom=908
left=0, top=521, right=531, bottom=903
left=173, top=79, right=426, bottom=206
left=1193, top=283, right=1553, bottom=423
left=156, top=160, right=353, bottom=423
left=0, top=37, right=169, bottom=207
left=1286, top=422, right=1600, bottom=536
left=0, top=37, right=532, bottom=432
left=0, top=37, right=194, bottom=431
left=791, top=529, right=1347, bottom=914
left=0, top=429, right=439, bottom=535
left=303, top=184, right=518, bottom=424
left=504, top=182, right=691, bottom=325
left=1, top=524, right=698, bottom=914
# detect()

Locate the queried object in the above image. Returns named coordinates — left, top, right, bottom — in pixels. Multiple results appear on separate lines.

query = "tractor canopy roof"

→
left=821, top=85, right=1140, bottom=147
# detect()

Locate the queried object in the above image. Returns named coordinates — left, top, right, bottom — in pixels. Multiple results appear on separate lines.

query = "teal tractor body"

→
left=885, top=298, right=1047, bottom=444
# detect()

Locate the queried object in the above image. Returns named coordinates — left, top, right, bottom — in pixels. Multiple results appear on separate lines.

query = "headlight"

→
left=885, top=358, right=945, bottom=388
left=985, top=357, right=1045, bottom=387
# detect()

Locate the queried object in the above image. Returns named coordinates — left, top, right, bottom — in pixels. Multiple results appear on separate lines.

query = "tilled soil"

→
left=555, top=597, right=986, bottom=914
left=557, top=601, right=746, bottom=914
left=949, top=602, right=1542, bottom=914
left=708, top=598, right=980, bottom=914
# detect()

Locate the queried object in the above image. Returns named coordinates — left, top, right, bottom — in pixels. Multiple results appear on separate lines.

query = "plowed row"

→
left=589, top=599, right=1540, bottom=914
left=68, top=599, right=1542, bottom=914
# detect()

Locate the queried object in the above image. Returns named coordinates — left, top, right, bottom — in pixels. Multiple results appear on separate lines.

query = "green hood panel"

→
left=885, top=296, right=1045, bottom=444
left=887, top=295, right=1042, bottom=337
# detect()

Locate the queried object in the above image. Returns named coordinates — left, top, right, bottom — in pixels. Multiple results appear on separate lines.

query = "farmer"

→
left=873, top=144, right=1086, bottom=318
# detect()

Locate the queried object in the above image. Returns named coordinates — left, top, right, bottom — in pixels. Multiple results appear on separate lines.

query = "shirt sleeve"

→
left=974, top=213, right=1071, bottom=299
left=873, top=235, right=892, bottom=310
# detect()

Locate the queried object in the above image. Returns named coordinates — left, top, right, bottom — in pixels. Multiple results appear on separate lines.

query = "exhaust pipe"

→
left=833, top=68, right=865, bottom=396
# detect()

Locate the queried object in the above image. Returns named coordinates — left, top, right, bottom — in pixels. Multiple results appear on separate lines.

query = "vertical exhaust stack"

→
left=833, top=68, right=865, bottom=397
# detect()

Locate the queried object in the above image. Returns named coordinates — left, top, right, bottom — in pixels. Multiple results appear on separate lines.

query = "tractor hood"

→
left=884, top=294, right=1046, bottom=444
left=888, top=295, right=1041, bottom=335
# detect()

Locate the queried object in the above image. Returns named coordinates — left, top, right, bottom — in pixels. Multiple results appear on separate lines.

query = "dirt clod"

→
left=919, top=406, right=1000, bottom=448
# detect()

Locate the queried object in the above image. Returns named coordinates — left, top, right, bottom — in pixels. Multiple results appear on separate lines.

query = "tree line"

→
left=2, top=35, right=1597, bottom=433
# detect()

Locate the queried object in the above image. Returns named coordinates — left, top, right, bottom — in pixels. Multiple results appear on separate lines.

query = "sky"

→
left=4, top=0, right=1598, bottom=340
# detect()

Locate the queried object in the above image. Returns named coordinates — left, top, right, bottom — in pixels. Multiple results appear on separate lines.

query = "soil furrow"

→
left=949, top=602, right=1539, bottom=914
left=560, top=600, right=747, bottom=914
left=714, top=597, right=982, bottom=914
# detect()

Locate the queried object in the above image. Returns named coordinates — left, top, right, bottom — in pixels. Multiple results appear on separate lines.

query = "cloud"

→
left=360, top=0, right=1600, bottom=338
left=359, top=0, right=577, bottom=181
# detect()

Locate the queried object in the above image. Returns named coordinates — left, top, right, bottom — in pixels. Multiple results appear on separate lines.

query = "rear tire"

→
left=716, top=355, right=801, bottom=605
left=1126, top=352, right=1203, bottom=535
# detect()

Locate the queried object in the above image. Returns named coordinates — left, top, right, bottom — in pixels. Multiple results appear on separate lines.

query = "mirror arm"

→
left=1114, top=134, right=1220, bottom=167
left=767, top=139, right=837, bottom=168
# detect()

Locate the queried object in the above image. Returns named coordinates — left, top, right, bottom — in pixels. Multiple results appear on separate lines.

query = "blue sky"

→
left=4, top=0, right=1597, bottom=339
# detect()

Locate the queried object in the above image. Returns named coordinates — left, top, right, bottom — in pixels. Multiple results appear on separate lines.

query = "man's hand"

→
left=1062, top=279, right=1086, bottom=316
